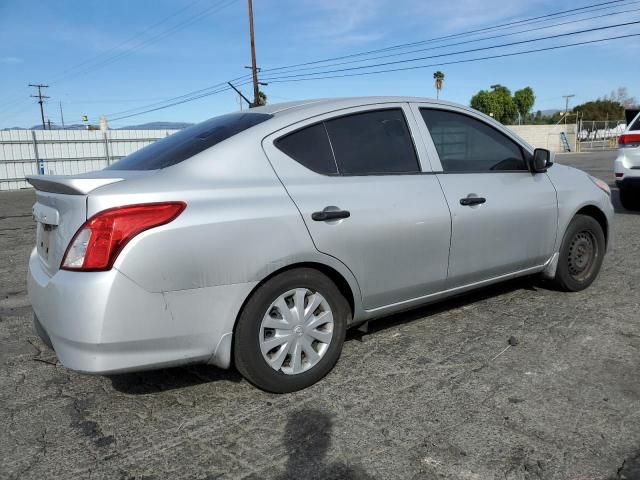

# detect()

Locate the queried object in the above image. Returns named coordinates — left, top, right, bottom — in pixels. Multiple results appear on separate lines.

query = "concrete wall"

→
left=506, top=124, right=577, bottom=153
left=0, top=129, right=179, bottom=191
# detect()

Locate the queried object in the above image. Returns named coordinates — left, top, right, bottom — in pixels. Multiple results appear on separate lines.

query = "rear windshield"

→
left=630, top=114, right=640, bottom=132
left=106, top=112, right=273, bottom=170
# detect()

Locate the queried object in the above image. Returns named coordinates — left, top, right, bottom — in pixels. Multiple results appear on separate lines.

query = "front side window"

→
left=107, top=112, right=273, bottom=170
left=420, top=109, right=527, bottom=172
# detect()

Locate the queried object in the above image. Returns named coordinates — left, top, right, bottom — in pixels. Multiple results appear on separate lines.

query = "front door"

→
left=414, top=105, right=558, bottom=288
left=263, top=104, right=452, bottom=310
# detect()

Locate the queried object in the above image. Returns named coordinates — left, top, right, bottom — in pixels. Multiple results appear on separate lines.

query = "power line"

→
left=256, top=0, right=632, bottom=74
left=0, top=0, right=239, bottom=124
left=0, top=0, right=208, bottom=111
left=108, top=85, right=236, bottom=121
left=51, top=0, right=239, bottom=85
left=6, top=0, right=636, bottom=126
left=265, top=4, right=640, bottom=75
left=103, top=2, right=640, bottom=120
left=108, top=32, right=638, bottom=122
left=48, top=0, right=208, bottom=83
left=258, top=20, right=640, bottom=81
left=0, top=0, right=239, bottom=113
left=261, top=33, right=640, bottom=84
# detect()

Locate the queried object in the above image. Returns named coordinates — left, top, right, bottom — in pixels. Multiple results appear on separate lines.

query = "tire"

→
left=233, top=268, right=350, bottom=393
left=551, top=214, right=606, bottom=292
left=619, top=185, right=640, bottom=211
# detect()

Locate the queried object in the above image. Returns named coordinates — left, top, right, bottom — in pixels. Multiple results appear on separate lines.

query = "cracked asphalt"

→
left=1, top=151, right=638, bottom=479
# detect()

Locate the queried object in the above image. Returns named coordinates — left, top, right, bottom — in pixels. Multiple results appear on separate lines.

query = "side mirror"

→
left=530, top=148, right=553, bottom=173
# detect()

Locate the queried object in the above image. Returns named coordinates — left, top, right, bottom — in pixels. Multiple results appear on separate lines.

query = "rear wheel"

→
left=233, top=268, right=349, bottom=393
left=619, top=185, right=640, bottom=211
left=551, top=214, right=605, bottom=292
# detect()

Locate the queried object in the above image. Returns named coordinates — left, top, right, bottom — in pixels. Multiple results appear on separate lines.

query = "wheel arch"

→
left=234, top=261, right=360, bottom=335
left=575, top=204, right=609, bottom=247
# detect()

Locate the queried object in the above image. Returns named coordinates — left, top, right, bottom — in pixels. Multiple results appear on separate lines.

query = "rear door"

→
left=411, top=104, right=558, bottom=288
left=263, top=103, right=452, bottom=310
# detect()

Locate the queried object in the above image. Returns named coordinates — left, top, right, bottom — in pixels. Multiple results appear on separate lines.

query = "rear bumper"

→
left=614, top=150, right=640, bottom=188
left=27, top=248, right=255, bottom=374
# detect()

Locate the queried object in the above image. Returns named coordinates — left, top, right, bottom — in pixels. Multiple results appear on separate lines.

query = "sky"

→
left=0, top=0, right=639, bottom=128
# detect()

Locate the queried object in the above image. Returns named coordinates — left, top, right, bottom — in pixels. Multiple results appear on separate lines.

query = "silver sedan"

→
left=27, top=97, right=614, bottom=392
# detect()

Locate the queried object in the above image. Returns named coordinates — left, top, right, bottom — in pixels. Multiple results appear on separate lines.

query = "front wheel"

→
left=551, top=214, right=605, bottom=292
left=233, top=268, right=349, bottom=393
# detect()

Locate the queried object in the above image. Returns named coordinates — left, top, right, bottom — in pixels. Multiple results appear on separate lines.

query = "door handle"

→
left=459, top=196, right=486, bottom=206
left=312, top=209, right=351, bottom=221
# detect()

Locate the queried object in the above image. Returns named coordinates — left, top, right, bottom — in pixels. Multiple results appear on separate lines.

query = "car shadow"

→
left=347, top=276, right=536, bottom=341
left=108, top=363, right=242, bottom=395
left=109, top=277, right=538, bottom=394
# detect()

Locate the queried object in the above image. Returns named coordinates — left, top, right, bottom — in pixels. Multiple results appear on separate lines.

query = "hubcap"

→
left=567, top=230, right=597, bottom=281
left=259, top=288, right=334, bottom=375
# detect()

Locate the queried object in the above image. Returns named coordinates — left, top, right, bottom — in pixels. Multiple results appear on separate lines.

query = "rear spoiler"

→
left=26, top=175, right=124, bottom=195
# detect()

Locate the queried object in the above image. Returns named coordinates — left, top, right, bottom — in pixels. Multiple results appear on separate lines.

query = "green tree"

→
left=257, top=90, right=267, bottom=106
left=433, top=71, right=445, bottom=99
left=470, top=85, right=518, bottom=124
left=572, top=99, right=624, bottom=120
left=514, top=87, right=535, bottom=123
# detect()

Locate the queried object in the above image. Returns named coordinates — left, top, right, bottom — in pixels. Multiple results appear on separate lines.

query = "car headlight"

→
left=588, top=175, right=611, bottom=196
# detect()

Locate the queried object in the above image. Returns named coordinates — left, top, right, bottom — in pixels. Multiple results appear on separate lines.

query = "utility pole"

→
left=247, top=0, right=260, bottom=107
left=59, top=101, right=65, bottom=128
left=29, top=84, right=49, bottom=130
left=562, top=94, right=575, bottom=125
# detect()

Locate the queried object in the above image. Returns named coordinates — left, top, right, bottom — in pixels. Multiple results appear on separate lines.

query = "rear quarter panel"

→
left=88, top=134, right=364, bottom=316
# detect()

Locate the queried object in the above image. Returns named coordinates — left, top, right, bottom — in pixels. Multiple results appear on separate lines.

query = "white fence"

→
left=0, top=129, right=179, bottom=191
left=577, top=120, right=626, bottom=151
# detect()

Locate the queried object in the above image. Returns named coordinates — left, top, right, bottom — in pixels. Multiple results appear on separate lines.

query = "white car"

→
left=615, top=112, right=640, bottom=210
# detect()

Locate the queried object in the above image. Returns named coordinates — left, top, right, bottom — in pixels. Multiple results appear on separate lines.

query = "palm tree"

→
left=433, top=71, right=445, bottom=99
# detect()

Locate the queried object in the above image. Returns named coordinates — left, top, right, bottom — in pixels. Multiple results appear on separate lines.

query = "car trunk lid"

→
left=26, top=173, right=126, bottom=277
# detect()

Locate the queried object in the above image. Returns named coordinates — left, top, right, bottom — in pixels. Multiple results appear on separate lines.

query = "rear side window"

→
left=107, top=112, right=273, bottom=170
left=630, top=114, right=640, bottom=131
left=420, top=109, right=526, bottom=172
left=275, top=108, right=420, bottom=176
left=275, top=123, right=337, bottom=175
left=325, top=109, right=420, bottom=175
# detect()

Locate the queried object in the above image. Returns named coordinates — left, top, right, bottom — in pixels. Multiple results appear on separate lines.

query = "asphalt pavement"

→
left=1, top=150, right=638, bottom=479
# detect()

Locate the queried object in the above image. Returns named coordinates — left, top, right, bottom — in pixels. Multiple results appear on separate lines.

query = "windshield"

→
left=106, top=112, right=273, bottom=170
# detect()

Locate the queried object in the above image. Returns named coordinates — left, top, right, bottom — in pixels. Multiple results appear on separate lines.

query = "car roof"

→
left=251, top=96, right=465, bottom=118
left=245, top=96, right=533, bottom=153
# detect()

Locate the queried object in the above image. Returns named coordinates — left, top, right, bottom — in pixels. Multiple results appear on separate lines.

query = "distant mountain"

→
left=539, top=109, right=561, bottom=116
left=117, top=121, right=194, bottom=130
left=2, top=121, right=193, bottom=131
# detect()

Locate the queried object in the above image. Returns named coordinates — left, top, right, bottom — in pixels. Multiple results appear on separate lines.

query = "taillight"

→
left=61, top=202, right=186, bottom=272
left=618, top=133, right=640, bottom=147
